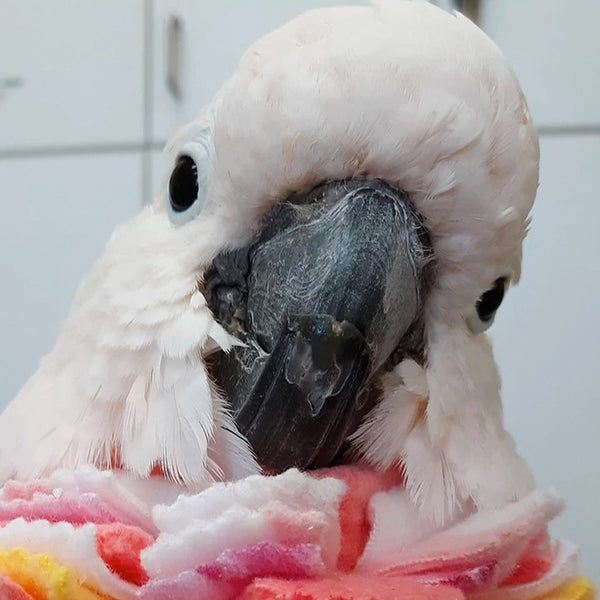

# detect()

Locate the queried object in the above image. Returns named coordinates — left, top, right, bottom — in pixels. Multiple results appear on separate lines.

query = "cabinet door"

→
left=151, top=0, right=365, bottom=143
left=479, top=0, right=600, bottom=128
left=0, top=154, right=142, bottom=405
left=491, top=135, right=600, bottom=583
left=0, top=0, right=145, bottom=150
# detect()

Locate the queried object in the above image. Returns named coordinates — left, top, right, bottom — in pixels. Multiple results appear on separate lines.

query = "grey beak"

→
left=205, top=179, right=432, bottom=472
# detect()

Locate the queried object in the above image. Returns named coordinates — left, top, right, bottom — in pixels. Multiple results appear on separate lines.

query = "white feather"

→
left=0, top=207, right=257, bottom=484
left=354, top=324, right=535, bottom=525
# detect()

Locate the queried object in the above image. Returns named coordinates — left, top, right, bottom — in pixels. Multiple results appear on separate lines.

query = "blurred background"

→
left=0, top=0, right=598, bottom=581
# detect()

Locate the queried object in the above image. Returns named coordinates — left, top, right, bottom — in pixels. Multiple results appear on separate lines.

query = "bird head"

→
left=1, top=1, right=539, bottom=526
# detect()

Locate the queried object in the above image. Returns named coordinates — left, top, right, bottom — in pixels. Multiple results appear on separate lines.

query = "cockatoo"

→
left=0, top=0, right=539, bottom=527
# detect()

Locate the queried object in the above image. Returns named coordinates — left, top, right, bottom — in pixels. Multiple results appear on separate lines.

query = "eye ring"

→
left=166, top=127, right=212, bottom=225
left=466, top=277, right=507, bottom=334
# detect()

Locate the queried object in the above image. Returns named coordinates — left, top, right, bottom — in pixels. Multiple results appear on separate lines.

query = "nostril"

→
left=205, top=245, right=250, bottom=334
left=209, top=285, right=246, bottom=331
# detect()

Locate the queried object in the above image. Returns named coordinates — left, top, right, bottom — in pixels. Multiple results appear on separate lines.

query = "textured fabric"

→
left=0, top=548, right=113, bottom=600
left=0, top=574, right=35, bottom=600
left=316, top=466, right=401, bottom=572
left=239, top=574, right=464, bottom=600
left=535, top=578, right=596, bottom=600
left=96, top=523, right=153, bottom=586
left=197, top=542, right=325, bottom=583
left=0, top=465, right=593, bottom=600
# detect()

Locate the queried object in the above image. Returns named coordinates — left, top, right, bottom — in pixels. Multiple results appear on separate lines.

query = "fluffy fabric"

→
left=0, top=466, right=592, bottom=600
left=238, top=574, right=464, bottom=600
left=96, top=523, right=153, bottom=586
left=0, top=574, right=34, bottom=600
left=0, top=548, right=108, bottom=600
left=315, top=466, right=402, bottom=572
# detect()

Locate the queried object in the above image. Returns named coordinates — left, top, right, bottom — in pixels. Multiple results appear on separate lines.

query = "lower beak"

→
left=206, top=179, right=431, bottom=472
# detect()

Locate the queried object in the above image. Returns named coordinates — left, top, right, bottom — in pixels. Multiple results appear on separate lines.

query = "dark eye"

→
left=169, top=155, right=199, bottom=212
left=467, top=277, right=507, bottom=334
left=476, top=277, right=506, bottom=322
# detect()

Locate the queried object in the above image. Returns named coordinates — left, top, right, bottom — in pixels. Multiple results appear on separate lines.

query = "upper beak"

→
left=206, top=179, right=432, bottom=472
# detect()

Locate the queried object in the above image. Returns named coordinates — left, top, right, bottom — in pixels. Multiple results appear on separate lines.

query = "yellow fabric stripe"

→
left=0, top=547, right=114, bottom=600
left=534, top=577, right=596, bottom=600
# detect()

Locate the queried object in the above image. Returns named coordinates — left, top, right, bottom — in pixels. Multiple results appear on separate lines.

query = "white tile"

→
left=0, top=0, right=145, bottom=150
left=491, top=134, right=600, bottom=582
left=150, top=147, right=170, bottom=203
left=151, top=0, right=365, bottom=143
left=479, top=0, right=600, bottom=127
left=0, top=153, right=142, bottom=405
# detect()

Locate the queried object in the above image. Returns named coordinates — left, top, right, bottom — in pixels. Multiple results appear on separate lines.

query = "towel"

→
left=0, top=465, right=593, bottom=600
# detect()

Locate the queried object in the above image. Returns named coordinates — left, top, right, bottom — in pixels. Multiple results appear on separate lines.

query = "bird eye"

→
left=169, top=155, right=199, bottom=212
left=166, top=127, right=212, bottom=225
left=466, top=277, right=507, bottom=334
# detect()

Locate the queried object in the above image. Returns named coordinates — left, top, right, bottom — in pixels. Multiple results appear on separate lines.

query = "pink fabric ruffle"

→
left=0, top=465, right=584, bottom=600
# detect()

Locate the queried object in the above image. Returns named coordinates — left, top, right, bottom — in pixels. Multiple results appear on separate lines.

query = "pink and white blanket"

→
left=0, top=465, right=592, bottom=600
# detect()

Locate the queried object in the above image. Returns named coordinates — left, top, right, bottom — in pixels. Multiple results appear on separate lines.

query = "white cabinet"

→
left=479, top=1, right=600, bottom=128
left=151, top=0, right=366, bottom=143
left=0, top=0, right=145, bottom=150
left=491, top=135, right=600, bottom=582
left=0, top=154, right=142, bottom=404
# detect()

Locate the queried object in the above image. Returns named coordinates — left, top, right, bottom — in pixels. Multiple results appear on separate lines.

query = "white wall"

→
left=492, top=135, right=600, bottom=584
left=0, top=0, right=598, bottom=582
left=479, top=1, right=600, bottom=582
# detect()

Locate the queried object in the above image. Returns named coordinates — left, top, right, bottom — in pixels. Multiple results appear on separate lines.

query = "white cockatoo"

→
left=0, top=1, right=539, bottom=527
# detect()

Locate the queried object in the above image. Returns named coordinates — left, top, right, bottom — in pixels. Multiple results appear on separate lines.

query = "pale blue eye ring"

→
left=167, top=128, right=212, bottom=225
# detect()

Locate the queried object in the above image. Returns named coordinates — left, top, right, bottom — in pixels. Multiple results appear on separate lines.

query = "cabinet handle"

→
left=0, top=77, right=24, bottom=101
left=429, top=0, right=479, bottom=22
left=166, top=15, right=183, bottom=100
left=460, top=0, right=479, bottom=22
